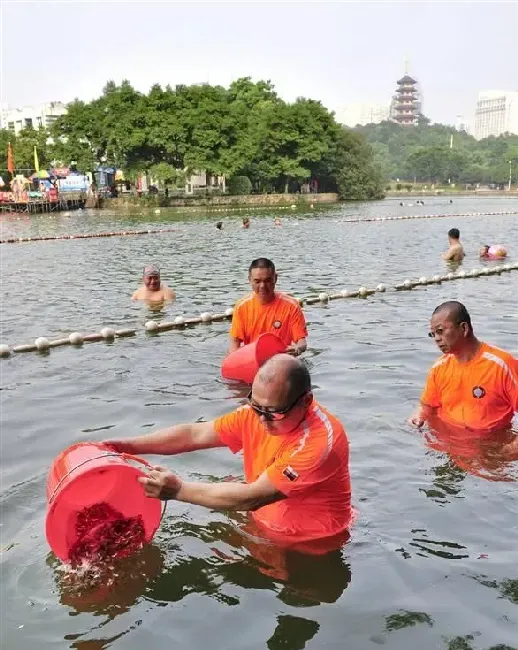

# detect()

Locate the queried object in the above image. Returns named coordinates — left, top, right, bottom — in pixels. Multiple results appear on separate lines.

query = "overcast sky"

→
left=1, top=1, right=517, bottom=126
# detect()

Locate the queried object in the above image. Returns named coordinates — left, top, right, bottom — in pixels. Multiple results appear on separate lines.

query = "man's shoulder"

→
left=303, top=402, right=347, bottom=444
left=276, top=292, right=303, bottom=310
left=481, top=343, right=517, bottom=371
left=234, top=292, right=255, bottom=310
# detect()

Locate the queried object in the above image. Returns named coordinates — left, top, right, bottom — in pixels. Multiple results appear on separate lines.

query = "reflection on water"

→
left=423, top=418, right=518, bottom=483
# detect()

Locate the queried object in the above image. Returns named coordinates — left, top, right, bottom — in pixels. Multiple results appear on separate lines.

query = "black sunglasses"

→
left=247, top=390, right=307, bottom=421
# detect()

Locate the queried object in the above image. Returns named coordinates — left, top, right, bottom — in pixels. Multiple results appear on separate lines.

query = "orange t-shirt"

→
left=214, top=400, right=352, bottom=542
left=421, top=342, right=518, bottom=432
left=230, top=292, right=307, bottom=347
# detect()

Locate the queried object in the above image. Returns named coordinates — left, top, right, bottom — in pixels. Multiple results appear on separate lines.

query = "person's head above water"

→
left=242, top=217, right=250, bottom=228
left=428, top=300, right=476, bottom=356
left=250, top=354, right=313, bottom=435
left=143, top=264, right=161, bottom=291
left=480, top=244, right=490, bottom=257
left=448, top=228, right=460, bottom=242
left=215, top=221, right=223, bottom=230
left=248, top=257, right=277, bottom=304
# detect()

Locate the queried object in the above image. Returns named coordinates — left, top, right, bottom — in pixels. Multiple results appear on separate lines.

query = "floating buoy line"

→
left=1, top=263, right=516, bottom=359
left=1, top=210, right=517, bottom=245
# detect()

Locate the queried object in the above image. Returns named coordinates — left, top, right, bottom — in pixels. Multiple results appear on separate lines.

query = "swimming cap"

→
left=143, top=264, right=160, bottom=277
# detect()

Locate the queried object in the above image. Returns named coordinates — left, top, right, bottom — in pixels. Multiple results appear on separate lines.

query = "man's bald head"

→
left=432, top=301, right=473, bottom=333
left=256, top=354, right=311, bottom=403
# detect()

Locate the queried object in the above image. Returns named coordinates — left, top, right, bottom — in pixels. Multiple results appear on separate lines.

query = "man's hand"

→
left=138, top=466, right=183, bottom=500
left=285, top=343, right=300, bottom=356
left=102, top=438, right=136, bottom=454
left=408, top=415, right=425, bottom=428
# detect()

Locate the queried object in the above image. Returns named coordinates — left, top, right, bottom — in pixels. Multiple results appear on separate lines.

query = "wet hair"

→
left=285, top=358, right=312, bottom=402
left=249, top=257, right=275, bottom=274
left=259, top=355, right=312, bottom=402
left=481, top=244, right=489, bottom=251
left=242, top=217, right=250, bottom=224
left=433, top=301, right=473, bottom=333
left=448, top=228, right=460, bottom=239
left=215, top=221, right=223, bottom=229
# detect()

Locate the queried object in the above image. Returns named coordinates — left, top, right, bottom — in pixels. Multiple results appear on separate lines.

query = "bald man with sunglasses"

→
left=104, top=355, right=352, bottom=544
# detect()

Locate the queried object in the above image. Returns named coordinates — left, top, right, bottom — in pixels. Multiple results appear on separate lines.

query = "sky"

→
left=1, top=0, right=517, bottom=127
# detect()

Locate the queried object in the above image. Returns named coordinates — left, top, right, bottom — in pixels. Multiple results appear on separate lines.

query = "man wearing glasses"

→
left=409, top=301, right=518, bottom=434
left=105, top=354, right=352, bottom=545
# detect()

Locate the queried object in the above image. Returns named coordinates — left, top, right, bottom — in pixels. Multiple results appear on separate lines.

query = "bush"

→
left=396, top=183, right=402, bottom=191
left=405, top=184, right=413, bottom=192
left=228, top=175, right=252, bottom=195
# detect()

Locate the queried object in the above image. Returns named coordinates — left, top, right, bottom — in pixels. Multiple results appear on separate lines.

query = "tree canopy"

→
left=0, top=77, right=385, bottom=200
left=355, top=120, right=518, bottom=185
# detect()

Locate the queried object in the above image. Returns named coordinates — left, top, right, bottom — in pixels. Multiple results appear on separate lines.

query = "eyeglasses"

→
left=247, top=391, right=307, bottom=421
left=428, top=322, right=466, bottom=338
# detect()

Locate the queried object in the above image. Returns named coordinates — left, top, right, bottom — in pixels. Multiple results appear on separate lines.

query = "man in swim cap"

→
left=409, top=301, right=518, bottom=436
left=132, top=264, right=176, bottom=302
left=228, top=258, right=307, bottom=356
left=441, top=228, right=465, bottom=262
left=104, top=355, right=352, bottom=547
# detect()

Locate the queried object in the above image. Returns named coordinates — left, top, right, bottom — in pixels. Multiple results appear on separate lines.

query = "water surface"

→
left=1, top=197, right=518, bottom=650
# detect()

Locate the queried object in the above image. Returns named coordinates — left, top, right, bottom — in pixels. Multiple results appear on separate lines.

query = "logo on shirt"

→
left=472, top=386, right=486, bottom=399
left=282, top=465, right=299, bottom=481
left=273, top=320, right=282, bottom=329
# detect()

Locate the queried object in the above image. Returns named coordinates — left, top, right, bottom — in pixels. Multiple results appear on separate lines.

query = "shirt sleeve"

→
left=213, top=407, right=248, bottom=453
left=267, top=432, right=343, bottom=496
left=290, top=304, right=308, bottom=342
left=420, top=366, right=441, bottom=408
left=229, top=303, right=246, bottom=341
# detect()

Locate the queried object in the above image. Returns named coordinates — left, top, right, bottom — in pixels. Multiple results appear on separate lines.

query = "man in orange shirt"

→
left=409, top=301, right=518, bottom=435
left=229, top=258, right=307, bottom=356
left=104, top=354, right=352, bottom=546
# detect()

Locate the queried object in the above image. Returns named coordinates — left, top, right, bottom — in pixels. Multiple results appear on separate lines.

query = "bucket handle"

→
left=48, top=452, right=153, bottom=504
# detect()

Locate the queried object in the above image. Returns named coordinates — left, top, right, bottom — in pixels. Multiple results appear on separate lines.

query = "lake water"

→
left=1, top=196, right=518, bottom=650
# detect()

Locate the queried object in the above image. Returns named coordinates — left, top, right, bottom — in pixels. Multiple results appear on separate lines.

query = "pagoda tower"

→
left=391, top=60, right=421, bottom=126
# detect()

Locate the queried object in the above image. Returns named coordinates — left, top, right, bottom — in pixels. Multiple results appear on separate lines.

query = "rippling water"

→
left=1, top=197, right=518, bottom=650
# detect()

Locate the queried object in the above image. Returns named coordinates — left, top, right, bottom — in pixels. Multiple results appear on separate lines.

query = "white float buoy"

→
left=100, top=327, right=116, bottom=340
left=145, top=321, right=159, bottom=332
left=68, top=332, right=84, bottom=345
left=376, top=283, right=387, bottom=292
left=447, top=273, right=455, bottom=280
left=225, top=308, right=234, bottom=317
left=319, top=292, right=329, bottom=302
left=358, top=286, right=368, bottom=297
left=341, top=289, right=350, bottom=298
left=403, top=279, right=413, bottom=289
left=432, top=275, right=442, bottom=283
left=457, top=270, right=467, bottom=278
left=0, top=344, right=11, bottom=358
left=200, top=312, right=213, bottom=323
left=35, top=337, right=50, bottom=351
left=291, top=204, right=296, bottom=209
left=154, top=209, right=161, bottom=215
left=174, top=316, right=185, bottom=326
left=419, top=276, right=428, bottom=284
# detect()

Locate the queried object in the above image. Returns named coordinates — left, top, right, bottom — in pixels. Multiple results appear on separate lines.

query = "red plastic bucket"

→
left=221, top=333, right=286, bottom=384
left=45, top=442, right=162, bottom=562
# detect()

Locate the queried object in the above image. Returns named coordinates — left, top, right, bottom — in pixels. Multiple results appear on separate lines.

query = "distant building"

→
left=473, top=91, right=518, bottom=140
left=0, top=101, right=67, bottom=134
left=390, top=73, right=421, bottom=126
left=335, top=102, right=391, bottom=127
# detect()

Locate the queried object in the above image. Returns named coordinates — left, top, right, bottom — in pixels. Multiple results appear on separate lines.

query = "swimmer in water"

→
left=480, top=244, right=507, bottom=259
left=216, top=221, right=223, bottom=230
left=242, top=217, right=250, bottom=229
left=441, top=228, right=465, bottom=263
left=132, top=264, right=176, bottom=302
left=273, top=217, right=282, bottom=226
